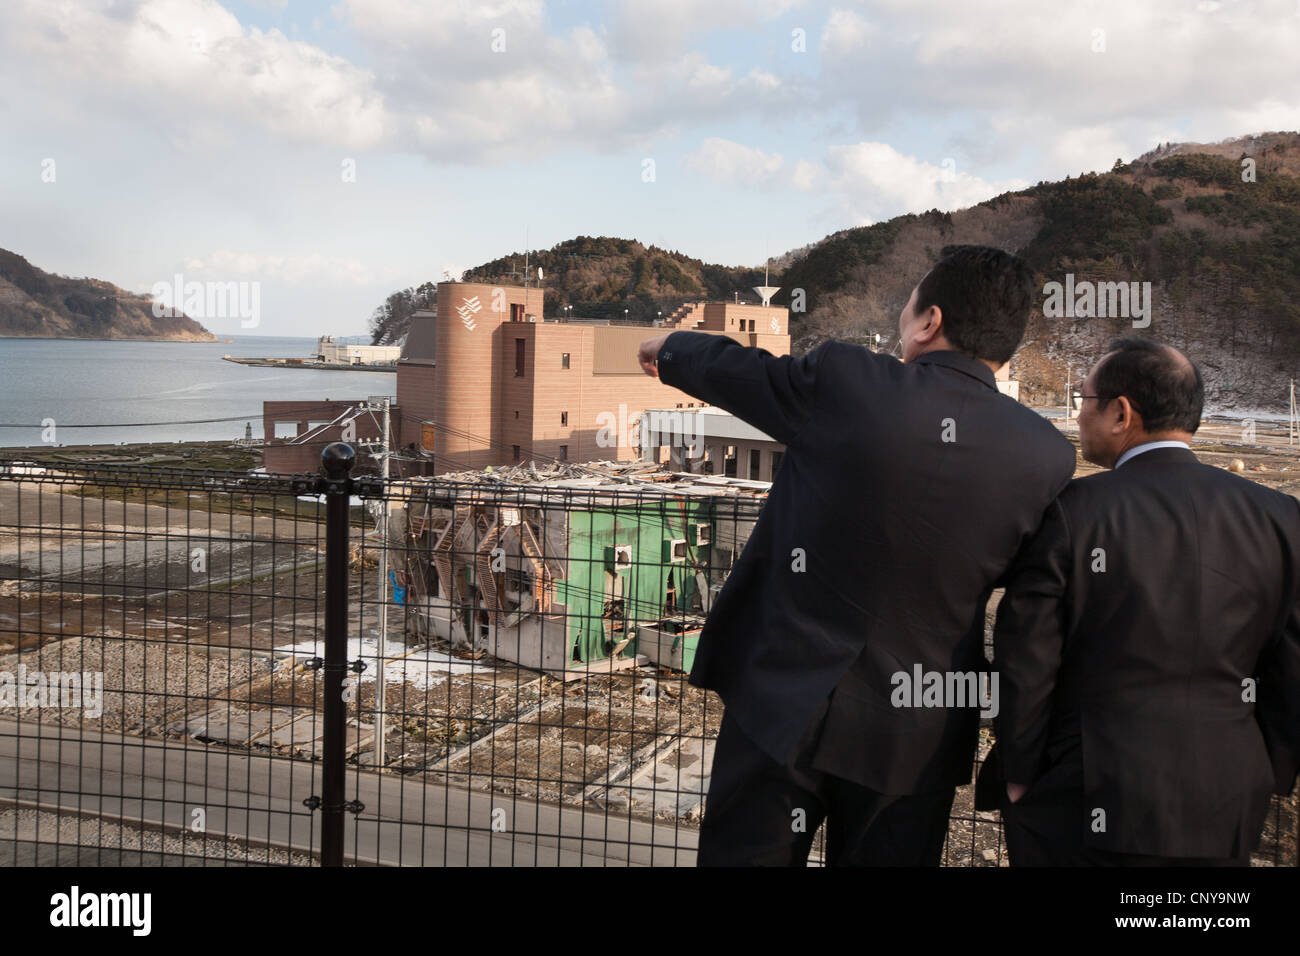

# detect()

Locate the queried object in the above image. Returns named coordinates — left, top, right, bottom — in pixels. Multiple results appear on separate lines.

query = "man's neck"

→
left=1110, top=431, right=1194, bottom=468
left=912, top=342, right=1002, bottom=376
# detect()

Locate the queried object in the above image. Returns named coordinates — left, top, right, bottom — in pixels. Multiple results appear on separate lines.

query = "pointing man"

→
left=637, top=246, right=1076, bottom=865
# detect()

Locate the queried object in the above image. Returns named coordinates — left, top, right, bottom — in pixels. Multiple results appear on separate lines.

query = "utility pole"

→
left=1284, top=379, right=1294, bottom=447
left=1065, top=366, right=1071, bottom=433
left=372, top=396, right=392, bottom=768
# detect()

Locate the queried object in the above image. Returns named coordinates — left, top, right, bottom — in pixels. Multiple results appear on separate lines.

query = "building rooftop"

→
left=392, top=458, right=771, bottom=499
left=641, top=406, right=777, bottom=443
left=400, top=309, right=437, bottom=362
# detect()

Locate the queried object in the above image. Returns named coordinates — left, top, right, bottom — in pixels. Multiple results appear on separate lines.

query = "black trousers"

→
left=697, top=703, right=956, bottom=866
left=1000, top=757, right=1251, bottom=867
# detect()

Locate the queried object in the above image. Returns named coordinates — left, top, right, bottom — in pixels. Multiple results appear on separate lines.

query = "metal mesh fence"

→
left=0, top=454, right=1295, bottom=866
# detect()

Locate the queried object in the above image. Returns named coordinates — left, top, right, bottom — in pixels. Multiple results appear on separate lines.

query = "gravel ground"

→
left=0, top=806, right=315, bottom=866
left=0, top=635, right=274, bottom=733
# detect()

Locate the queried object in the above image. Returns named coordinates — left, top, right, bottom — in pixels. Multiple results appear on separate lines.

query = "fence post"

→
left=320, top=442, right=355, bottom=866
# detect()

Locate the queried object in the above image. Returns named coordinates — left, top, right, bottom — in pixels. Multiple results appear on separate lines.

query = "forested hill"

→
left=780, top=131, right=1300, bottom=411
left=366, top=237, right=768, bottom=346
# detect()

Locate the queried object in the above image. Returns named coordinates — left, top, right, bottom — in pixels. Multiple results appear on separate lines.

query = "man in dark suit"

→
left=636, top=245, right=1076, bottom=865
left=981, top=338, right=1300, bottom=865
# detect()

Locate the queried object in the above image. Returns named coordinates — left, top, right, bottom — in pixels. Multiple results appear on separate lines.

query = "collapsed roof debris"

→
left=405, top=458, right=773, bottom=496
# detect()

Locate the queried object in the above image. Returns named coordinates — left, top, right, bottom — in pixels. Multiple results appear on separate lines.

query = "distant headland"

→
left=0, top=248, right=216, bottom=342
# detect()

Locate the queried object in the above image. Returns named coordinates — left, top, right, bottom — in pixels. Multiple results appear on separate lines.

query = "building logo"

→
left=456, top=296, right=482, bottom=331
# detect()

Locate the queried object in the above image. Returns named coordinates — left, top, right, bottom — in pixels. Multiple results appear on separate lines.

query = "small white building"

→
left=639, top=406, right=785, bottom=482
left=995, top=362, right=1019, bottom=401
left=315, top=335, right=402, bottom=366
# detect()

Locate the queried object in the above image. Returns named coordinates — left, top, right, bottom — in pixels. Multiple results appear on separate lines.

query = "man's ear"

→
left=1112, top=395, right=1140, bottom=434
left=914, top=305, right=943, bottom=344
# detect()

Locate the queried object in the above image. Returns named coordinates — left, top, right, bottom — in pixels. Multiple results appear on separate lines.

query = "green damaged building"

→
left=392, top=462, right=768, bottom=677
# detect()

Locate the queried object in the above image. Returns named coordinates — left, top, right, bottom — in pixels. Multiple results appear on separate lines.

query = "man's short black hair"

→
left=912, top=244, right=1037, bottom=364
left=1093, top=337, right=1204, bottom=433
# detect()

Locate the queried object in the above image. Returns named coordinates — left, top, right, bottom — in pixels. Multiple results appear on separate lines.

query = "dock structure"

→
left=223, top=354, right=397, bottom=371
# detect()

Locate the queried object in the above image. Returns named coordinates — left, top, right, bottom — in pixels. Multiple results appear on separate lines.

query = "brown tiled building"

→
left=262, top=398, right=397, bottom=475
left=263, top=281, right=791, bottom=476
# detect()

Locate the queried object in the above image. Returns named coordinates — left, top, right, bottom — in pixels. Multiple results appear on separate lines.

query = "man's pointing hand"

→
left=638, top=334, right=670, bottom=377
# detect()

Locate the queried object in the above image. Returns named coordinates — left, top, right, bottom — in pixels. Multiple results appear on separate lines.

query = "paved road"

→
left=0, top=718, right=699, bottom=866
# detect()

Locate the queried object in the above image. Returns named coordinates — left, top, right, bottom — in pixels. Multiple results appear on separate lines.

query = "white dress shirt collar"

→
left=1114, top=440, right=1191, bottom=469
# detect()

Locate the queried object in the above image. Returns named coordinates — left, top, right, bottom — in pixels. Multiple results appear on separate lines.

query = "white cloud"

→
left=0, top=0, right=805, bottom=165
left=337, top=1, right=797, bottom=162
left=3, top=0, right=1296, bottom=177
left=1, top=0, right=387, bottom=150
left=1046, top=125, right=1140, bottom=177
left=686, top=137, right=785, bottom=185
left=179, top=250, right=398, bottom=285
left=686, top=136, right=1027, bottom=219
left=823, top=142, right=1029, bottom=223
left=817, top=8, right=879, bottom=57
left=815, top=0, right=1300, bottom=178
left=792, top=158, right=822, bottom=190
left=608, top=0, right=802, bottom=62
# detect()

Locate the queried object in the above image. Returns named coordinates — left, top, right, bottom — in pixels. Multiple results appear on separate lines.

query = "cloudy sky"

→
left=2, top=0, right=1297, bottom=336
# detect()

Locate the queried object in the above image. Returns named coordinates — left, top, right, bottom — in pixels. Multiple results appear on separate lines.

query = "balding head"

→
left=1076, top=338, right=1203, bottom=468
left=1091, top=337, right=1204, bottom=434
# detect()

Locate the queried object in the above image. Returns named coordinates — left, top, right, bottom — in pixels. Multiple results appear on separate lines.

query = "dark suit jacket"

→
left=656, top=331, right=1076, bottom=794
left=982, top=446, right=1300, bottom=858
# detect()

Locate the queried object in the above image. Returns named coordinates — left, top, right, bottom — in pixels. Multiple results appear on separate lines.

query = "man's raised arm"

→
left=636, top=330, right=830, bottom=448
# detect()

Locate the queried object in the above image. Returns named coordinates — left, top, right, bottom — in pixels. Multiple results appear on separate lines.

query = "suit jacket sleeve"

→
left=992, top=496, right=1073, bottom=784
left=991, top=448, right=1076, bottom=591
left=1255, top=512, right=1300, bottom=794
left=656, top=331, right=828, bottom=447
